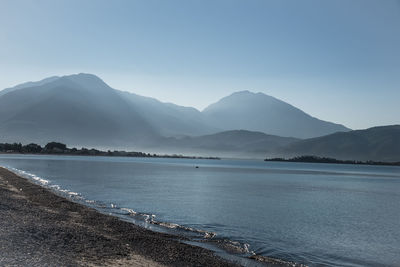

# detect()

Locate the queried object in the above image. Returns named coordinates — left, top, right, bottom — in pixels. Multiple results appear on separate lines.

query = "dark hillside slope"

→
left=280, top=125, right=400, bottom=161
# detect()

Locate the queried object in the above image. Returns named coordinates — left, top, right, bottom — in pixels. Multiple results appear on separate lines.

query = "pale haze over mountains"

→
left=0, top=73, right=399, bottom=161
left=203, top=91, right=349, bottom=138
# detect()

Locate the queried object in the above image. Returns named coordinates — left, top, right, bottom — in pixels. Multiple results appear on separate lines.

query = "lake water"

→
left=1, top=154, right=399, bottom=266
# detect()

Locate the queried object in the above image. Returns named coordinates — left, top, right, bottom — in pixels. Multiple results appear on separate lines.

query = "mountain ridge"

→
left=279, top=125, right=400, bottom=161
left=0, top=73, right=350, bottom=140
left=0, top=74, right=159, bottom=147
left=154, top=129, right=300, bottom=158
left=203, top=90, right=350, bottom=138
left=2, top=73, right=395, bottom=161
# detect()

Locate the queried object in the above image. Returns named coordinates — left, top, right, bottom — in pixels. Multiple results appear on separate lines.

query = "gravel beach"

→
left=0, top=167, right=239, bottom=267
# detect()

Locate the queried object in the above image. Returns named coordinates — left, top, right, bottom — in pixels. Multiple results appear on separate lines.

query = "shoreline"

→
left=0, top=166, right=301, bottom=267
left=0, top=141, right=221, bottom=160
left=0, top=151, right=221, bottom=160
left=0, top=166, right=239, bottom=266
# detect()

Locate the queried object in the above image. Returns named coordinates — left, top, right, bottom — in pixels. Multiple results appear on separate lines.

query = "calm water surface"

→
left=1, top=154, right=399, bottom=266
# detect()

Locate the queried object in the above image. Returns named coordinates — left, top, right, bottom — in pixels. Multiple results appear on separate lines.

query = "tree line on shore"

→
left=265, top=155, right=400, bottom=166
left=0, top=142, right=220, bottom=160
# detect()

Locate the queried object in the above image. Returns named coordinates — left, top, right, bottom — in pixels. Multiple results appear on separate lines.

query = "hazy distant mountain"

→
left=158, top=130, right=299, bottom=157
left=203, top=91, right=350, bottom=138
left=0, top=74, right=351, bottom=145
left=0, top=74, right=159, bottom=147
left=0, top=76, right=59, bottom=97
left=0, top=74, right=219, bottom=145
left=118, top=91, right=218, bottom=136
left=5, top=73, right=392, bottom=160
left=279, top=125, right=400, bottom=161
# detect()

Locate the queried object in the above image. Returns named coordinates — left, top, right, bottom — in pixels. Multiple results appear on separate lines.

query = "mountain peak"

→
left=232, top=90, right=253, bottom=95
left=230, top=90, right=268, bottom=97
left=65, top=73, right=102, bottom=80
left=61, top=73, right=110, bottom=90
left=31, top=73, right=104, bottom=84
left=0, top=73, right=110, bottom=98
left=203, top=89, right=350, bottom=138
left=0, top=74, right=351, bottom=140
left=227, top=90, right=278, bottom=102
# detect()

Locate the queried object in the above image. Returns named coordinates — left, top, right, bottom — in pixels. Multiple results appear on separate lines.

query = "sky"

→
left=0, top=0, right=399, bottom=129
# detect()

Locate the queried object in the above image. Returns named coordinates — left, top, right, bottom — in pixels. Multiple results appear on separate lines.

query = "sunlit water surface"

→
left=1, top=154, right=399, bottom=266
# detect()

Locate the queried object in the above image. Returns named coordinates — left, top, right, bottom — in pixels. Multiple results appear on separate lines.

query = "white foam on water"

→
left=209, top=238, right=256, bottom=256
left=67, top=191, right=81, bottom=197
left=3, top=166, right=82, bottom=200
left=118, top=208, right=216, bottom=238
left=120, top=208, right=137, bottom=215
left=50, top=185, right=61, bottom=190
left=1, top=165, right=253, bottom=263
left=148, top=218, right=216, bottom=238
left=7, top=167, right=50, bottom=186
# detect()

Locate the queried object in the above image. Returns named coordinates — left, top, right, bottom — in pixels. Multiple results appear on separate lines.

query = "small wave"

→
left=50, top=184, right=61, bottom=190
left=58, top=188, right=82, bottom=198
left=1, top=165, right=303, bottom=266
left=7, top=167, right=50, bottom=186
left=4, top=166, right=217, bottom=243
left=249, top=254, right=307, bottom=267
left=208, top=238, right=255, bottom=255
left=118, top=207, right=216, bottom=238
left=154, top=221, right=180, bottom=229
left=31, top=176, right=49, bottom=185
left=120, top=207, right=137, bottom=215
left=4, top=166, right=83, bottom=200
left=150, top=220, right=216, bottom=238
left=67, top=191, right=80, bottom=197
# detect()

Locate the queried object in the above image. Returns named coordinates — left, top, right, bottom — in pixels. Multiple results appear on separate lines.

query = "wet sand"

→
left=0, top=167, right=240, bottom=266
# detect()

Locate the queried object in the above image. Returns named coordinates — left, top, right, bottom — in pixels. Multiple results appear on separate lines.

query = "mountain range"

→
left=0, top=73, right=398, bottom=161
left=203, top=91, right=349, bottom=138
left=279, top=125, right=400, bottom=162
left=0, top=74, right=158, bottom=147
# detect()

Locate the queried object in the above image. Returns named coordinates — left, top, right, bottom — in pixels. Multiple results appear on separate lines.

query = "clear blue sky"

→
left=0, top=0, right=399, bottom=129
